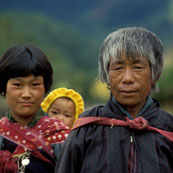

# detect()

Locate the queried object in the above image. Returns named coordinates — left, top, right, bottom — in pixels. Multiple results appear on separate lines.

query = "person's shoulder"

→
left=156, top=107, right=173, bottom=130
left=159, top=108, right=173, bottom=119
left=79, top=104, right=105, bottom=118
left=151, top=98, right=173, bottom=121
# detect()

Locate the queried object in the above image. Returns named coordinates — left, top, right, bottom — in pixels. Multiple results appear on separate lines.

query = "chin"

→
left=20, top=112, right=35, bottom=118
left=118, top=99, right=139, bottom=107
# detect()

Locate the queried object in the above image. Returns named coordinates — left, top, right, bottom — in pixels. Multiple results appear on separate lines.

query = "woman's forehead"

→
left=110, top=50, right=148, bottom=62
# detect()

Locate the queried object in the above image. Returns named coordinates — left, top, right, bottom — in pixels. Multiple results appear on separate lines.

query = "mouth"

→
left=119, top=90, right=138, bottom=96
left=19, top=102, right=34, bottom=106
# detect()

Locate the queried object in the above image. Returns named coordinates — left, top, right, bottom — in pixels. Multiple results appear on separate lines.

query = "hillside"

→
left=0, top=12, right=99, bottom=103
left=0, top=0, right=173, bottom=110
left=0, top=0, right=172, bottom=46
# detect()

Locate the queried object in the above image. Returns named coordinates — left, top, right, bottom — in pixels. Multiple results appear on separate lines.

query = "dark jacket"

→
left=55, top=97, right=173, bottom=173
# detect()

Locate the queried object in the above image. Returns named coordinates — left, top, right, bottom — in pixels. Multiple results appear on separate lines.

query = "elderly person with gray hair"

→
left=55, top=27, right=173, bottom=173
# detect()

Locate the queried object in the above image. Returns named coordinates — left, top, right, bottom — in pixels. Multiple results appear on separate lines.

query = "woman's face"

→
left=6, top=75, right=45, bottom=125
left=109, top=51, right=152, bottom=117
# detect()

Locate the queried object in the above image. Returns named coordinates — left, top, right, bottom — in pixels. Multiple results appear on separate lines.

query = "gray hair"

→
left=98, top=27, right=163, bottom=93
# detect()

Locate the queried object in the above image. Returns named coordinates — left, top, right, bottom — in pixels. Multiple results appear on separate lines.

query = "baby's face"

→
left=48, top=97, right=75, bottom=128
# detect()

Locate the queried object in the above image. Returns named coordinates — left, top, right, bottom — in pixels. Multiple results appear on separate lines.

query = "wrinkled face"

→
left=109, top=51, right=152, bottom=114
left=6, top=75, right=45, bottom=124
left=47, top=98, right=75, bottom=128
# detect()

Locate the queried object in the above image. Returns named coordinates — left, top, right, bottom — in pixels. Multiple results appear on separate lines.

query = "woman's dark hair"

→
left=0, top=45, right=53, bottom=95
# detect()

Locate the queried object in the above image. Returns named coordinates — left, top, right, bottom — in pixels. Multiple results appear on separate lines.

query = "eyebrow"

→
left=10, top=76, right=42, bottom=81
left=114, top=57, right=144, bottom=63
left=110, top=60, right=123, bottom=65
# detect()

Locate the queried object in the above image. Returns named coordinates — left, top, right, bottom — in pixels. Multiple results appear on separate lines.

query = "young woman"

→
left=0, top=45, right=70, bottom=172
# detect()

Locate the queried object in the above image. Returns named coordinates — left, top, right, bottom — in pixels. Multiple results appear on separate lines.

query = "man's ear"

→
left=151, top=75, right=160, bottom=92
left=151, top=74, right=159, bottom=90
left=151, top=79, right=155, bottom=87
left=107, top=83, right=111, bottom=90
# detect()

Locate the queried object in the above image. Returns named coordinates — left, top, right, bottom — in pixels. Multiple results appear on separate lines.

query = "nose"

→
left=21, top=86, right=32, bottom=98
left=121, top=68, right=134, bottom=84
left=55, top=114, right=65, bottom=124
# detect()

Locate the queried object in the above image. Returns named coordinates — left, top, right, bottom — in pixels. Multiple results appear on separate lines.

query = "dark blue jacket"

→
left=55, top=97, right=173, bottom=173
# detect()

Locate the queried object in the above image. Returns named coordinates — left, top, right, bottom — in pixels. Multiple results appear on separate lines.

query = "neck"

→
left=126, top=106, right=144, bottom=119
left=112, top=96, right=152, bottom=119
left=11, top=113, right=35, bottom=126
left=125, top=99, right=147, bottom=119
left=16, top=117, right=33, bottom=125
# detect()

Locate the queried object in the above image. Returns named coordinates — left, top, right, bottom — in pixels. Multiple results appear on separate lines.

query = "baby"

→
left=41, top=88, right=84, bottom=128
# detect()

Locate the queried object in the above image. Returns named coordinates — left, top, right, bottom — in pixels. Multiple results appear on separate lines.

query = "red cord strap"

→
left=72, top=116, right=173, bottom=141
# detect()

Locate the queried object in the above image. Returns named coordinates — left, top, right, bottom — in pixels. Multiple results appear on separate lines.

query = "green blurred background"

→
left=0, top=0, right=173, bottom=115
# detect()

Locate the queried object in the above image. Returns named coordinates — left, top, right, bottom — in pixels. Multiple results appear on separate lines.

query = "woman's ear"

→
left=1, top=92, right=6, bottom=98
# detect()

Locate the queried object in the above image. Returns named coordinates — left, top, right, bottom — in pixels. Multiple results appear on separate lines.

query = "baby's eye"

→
left=65, top=114, right=72, bottom=118
left=50, top=111, right=58, bottom=115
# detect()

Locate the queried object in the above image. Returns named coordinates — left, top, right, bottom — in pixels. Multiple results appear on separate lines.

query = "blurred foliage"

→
left=152, top=46, right=173, bottom=104
left=0, top=97, right=8, bottom=118
left=90, top=79, right=110, bottom=103
left=0, top=0, right=173, bottom=113
left=0, top=12, right=99, bottom=107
